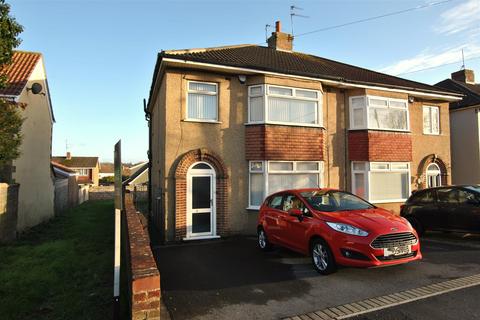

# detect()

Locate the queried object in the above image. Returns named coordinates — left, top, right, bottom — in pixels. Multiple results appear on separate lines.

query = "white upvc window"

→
left=186, top=81, right=218, bottom=122
left=349, top=95, right=409, bottom=131
left=248, top=160, right=324, bottom=209
left=248, top=84, right=323, bottom=127
left=75, top=168, right=89, bottom=176
left=352, top=161, right=410, bottom=203
left=423, top=105, right=440, bottom=135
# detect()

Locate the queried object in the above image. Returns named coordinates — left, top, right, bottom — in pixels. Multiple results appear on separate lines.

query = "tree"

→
left=0, top=0, right=24, bottom=182
left=0, top=0, right=23, bottom=88
left=0, top=101, right=23, bottom=165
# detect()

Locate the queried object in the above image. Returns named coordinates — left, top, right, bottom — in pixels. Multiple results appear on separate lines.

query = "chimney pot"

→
left=275, top=21, right=281, bottom=33
left=66, top=152, right=71, bottom=160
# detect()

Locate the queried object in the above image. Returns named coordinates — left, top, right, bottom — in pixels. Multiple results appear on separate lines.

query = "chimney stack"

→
left=267, top=20, right=294, bottom=51
left=451, top=69, right=475, bottom=84
left=66, top=152, right=71, bottom=160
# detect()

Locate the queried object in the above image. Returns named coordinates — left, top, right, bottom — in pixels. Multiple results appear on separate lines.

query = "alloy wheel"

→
left=312, top=243, right=329, bottom=271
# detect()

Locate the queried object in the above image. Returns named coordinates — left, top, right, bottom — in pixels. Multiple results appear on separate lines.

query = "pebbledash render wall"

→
left=150, top=69, right=452, bottom=241
left=12, top=57, right=55, bottom=231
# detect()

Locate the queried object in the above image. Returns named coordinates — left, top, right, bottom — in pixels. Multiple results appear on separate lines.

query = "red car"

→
left=257, top=189, right=422, bottom=275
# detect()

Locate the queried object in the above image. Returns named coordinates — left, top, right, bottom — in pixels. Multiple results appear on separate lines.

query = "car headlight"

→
left=326, top=222, right=369, bottom=237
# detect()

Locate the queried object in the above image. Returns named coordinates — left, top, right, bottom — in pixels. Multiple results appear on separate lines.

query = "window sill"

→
left=423, top=132, right=440, bottom=136
left=348, top=128, right=411, bottom=133
left=244, top=122, right=324, bottom=129
left=182, top=119, right=222, bottom=124
left=246, top=206, right=260, bottom=211
left=183, top=235, right=221, bottom=241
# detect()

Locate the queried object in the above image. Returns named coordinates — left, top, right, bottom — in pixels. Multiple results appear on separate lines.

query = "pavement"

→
left=154, top=232, right=480, bottom=320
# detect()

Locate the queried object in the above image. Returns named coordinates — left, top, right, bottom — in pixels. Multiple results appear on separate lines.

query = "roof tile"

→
left=0, top=51, right=42, bottom=96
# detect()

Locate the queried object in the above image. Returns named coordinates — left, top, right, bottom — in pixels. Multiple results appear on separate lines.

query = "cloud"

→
left=435, top=0, right=480, bottom=35
left=379, top=44, right=480, bottom=75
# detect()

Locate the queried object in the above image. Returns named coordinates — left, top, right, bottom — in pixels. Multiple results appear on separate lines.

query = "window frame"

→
left=247, top=84, right=323, bottom=127
left=349, top=95, right=410, bottom=132
left=423, top=105, right=440, bottom=135
left=247, top=160, right=324, bottom=210
left=351, top=161, right=411, bottom=203
left=185, top=80, right=219, bottom=123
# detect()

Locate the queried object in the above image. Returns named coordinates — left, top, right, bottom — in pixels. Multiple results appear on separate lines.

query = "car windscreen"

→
left=465, top=186, right=480, bottom=194
left=300, top=190, right=374, bottom=212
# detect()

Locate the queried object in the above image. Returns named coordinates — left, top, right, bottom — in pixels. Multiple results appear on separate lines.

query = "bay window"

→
left=187, top=81, right=218, bottom=121
left=248, top=160, right=323, bottom=209
left=423, top=105, right=440, bottom=135
left=349, top=96, right=409, bottom=131
left=248, top=85, right=322, bottom=126
left=352, top=161, right=410, bottom=203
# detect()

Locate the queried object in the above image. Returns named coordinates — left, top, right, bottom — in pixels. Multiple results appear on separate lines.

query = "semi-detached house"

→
left=146, top=22, right=462, bottom=242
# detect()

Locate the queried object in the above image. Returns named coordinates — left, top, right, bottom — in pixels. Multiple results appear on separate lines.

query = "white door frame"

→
left=185, top=162, right=218, bottom=240
left=426, top=163, right=441, bottom=188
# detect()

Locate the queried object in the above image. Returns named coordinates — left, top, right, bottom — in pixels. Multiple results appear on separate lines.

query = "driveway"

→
left=154, top=233, right=480, bottom=320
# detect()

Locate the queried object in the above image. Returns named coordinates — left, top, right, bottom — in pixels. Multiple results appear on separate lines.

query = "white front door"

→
left=186, top=163, right=216, bottom=239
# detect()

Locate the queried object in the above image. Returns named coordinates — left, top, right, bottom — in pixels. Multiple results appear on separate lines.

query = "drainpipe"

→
left=144, top=99, right=152, bottom=218
left=343, top=90, right=349, bottom=190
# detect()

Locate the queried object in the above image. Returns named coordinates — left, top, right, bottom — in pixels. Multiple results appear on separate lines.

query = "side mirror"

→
left=289, top=208, right=303, bottom=220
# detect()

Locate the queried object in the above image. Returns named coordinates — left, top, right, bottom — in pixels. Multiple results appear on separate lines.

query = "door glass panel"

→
left=192, top=176, right=211, bottom=209
left=437, top=188, right=458, bottom=204
left=192, top=212, right=211, bottom=233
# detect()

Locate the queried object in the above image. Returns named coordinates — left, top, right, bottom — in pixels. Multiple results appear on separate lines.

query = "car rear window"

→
left=410, top=190, right=435, bottom=204
left=268, top=195, right=283, bottom=210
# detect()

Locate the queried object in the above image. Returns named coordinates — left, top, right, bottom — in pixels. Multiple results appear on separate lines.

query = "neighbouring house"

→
left=52, top=153, right=100, bottom=186
left=146, top=21, right=462, bottom=242
left=0, top=51, right=55, bottom=232
left=99, top=163, right=115, bottom=179
left=123, top=162, right=148, bottom=189
left=51, top=161, right=80, bottom=213
left=435, top=69, right=480, bottom=185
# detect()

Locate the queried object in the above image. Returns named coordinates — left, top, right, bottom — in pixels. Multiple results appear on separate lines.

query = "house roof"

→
left=100, top=163, right=114, bottom=173
left=0, top=51, right=42, bottom=96
left=435, top=78, right=480, bottom=110
left=52, top=156, right=99, bottom=168
left=51, top=161, right=76, bottom=173
left=77, top=176, right=93, bottom=185
left=152, top=45, right=461, bottom=103
left=123, top=163, right=148, bottom=186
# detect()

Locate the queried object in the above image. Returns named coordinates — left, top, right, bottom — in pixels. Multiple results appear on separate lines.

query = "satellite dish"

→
left=29, top=83, right=43, bottom=95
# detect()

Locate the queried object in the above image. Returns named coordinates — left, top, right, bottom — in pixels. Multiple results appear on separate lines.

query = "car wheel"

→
left=311, top=238, right=337, bottom=275
left=258, top=228, right=272, bottom=251
left=409, top=218, right=425, bottom=237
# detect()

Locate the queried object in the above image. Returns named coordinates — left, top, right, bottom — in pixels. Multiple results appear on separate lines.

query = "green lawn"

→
left=0, top=200, right=114, bottom=320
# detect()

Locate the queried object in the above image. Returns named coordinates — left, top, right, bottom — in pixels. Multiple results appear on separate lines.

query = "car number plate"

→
left=384, top=245, right=411, bottom=257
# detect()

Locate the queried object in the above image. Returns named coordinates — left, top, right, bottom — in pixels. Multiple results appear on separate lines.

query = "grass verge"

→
left=0, top=200, right=114, bottom=320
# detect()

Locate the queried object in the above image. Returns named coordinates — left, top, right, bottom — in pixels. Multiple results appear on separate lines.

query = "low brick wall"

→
left=89, top=185, right=114, bottom=200
left=0, top=183, right=19, bottom=243
left=123, top=193, right=161, bottom=319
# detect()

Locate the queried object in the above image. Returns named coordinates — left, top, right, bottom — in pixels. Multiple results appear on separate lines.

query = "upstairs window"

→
left=75, top=169, right=89, bottom=176
left=349, top=96, right=409, bottom=131
left=187, top=81, right=218, bottom=121
left=423, top=106, right=440, bottom=135
left=248, top=85, right=322, bottom=126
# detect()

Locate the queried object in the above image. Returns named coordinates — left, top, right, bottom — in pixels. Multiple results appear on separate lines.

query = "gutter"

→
left=158, top=57, right=463, bottom=102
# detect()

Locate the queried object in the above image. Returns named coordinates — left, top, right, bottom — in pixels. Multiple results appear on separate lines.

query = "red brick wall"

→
left=348, top=130, right=412, bottom=161
left=174, top=149, right=229, bottom=241
left=124, top=194, right=161, bottom=320
left=245, top=124, right=324, bottom=160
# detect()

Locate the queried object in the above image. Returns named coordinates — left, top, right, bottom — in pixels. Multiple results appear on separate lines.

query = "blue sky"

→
left=9, top=0, right=480, bottom=163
